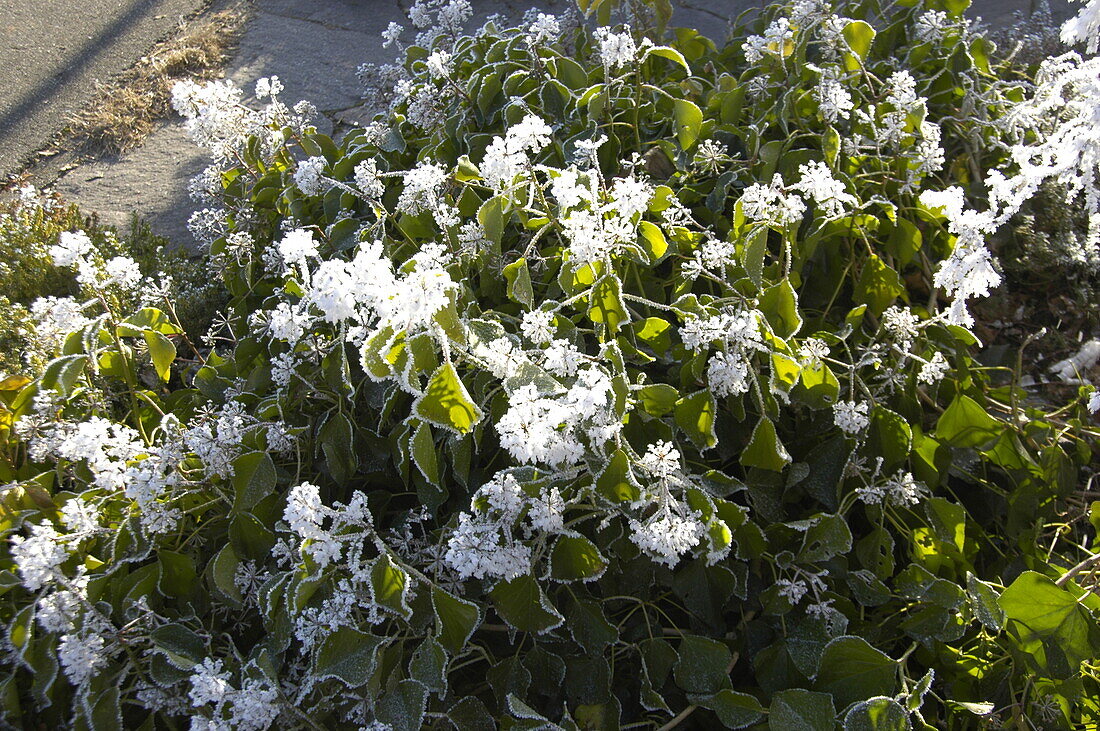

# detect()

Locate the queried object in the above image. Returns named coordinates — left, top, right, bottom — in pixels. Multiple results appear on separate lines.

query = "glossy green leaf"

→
left=935, top=395, right=1001, bottom=448
left=674, top=99, right=703, bottom=150
left=843, top=697, right=912, bottom=731
left=415, top=362, right=484, bottom=435
left=549, top=535, right=608, bottom=582
left=741, top=418, right=791, bottom=472
left=432, top=586, right=481, bottom=654
left=372, top=554, right=413, bottom=619
left=490, top=574, right=564, bottom=634
left=313, top=627, right=382, bottom=687
left=769, top=689, right=836, bottom=731
left=503, top=257, right=534, bottom=308
left=675, top=390, right=718, bottom=450
left=814, top=636, right=896, bottom=707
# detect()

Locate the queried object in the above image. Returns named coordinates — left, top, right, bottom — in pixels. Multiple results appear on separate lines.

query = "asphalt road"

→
left=0, top=0, right=207, bottom=178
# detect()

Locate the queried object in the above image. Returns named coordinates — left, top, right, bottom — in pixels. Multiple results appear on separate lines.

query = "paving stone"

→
left=54, top=122, right=206, bottom=245
left=227, top=10, right=377, bottom=113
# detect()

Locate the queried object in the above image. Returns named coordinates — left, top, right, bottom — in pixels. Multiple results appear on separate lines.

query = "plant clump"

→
left=1, top=0, right=1099, bottom=729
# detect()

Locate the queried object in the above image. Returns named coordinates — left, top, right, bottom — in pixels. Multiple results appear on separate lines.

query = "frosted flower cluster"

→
left=294, top=156, right=327, bottom=196
left=833, top=400, right=870, bottom=435
left=857, top=470, right=928, bottom=507
left=743, top=17, right=794, bottom=64
left=480, top=114, right=553, bottom=190
left=445, top=469, right=568, bottom=581
left=495, top=365, right=621, bottom=468
left=593, top=26, right=638, bottom=70
left=919, top=187, right=1001, bottom=327
left=629, top=511, right=705, bottom=568
left=739, top=174, right=806, bottom=228
left=1061, top=0, right=1100, bottom=53
left=791, top=161, right=857, bottom=219
left=189, top=658, right=281, bottom=730
left=814, top=66, right=854, bottom=123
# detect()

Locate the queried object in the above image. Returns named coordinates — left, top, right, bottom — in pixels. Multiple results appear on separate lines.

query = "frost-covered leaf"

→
left=966, top=572, right=1005, bottom=632
left=432, top=585, right=481, bottom=654
left=814, top=636, right=897, bottom=708
left=414, top=362, right=484, bottom=435
left=673, top=635, right=733, bottom=695
left=842, top=696, right=912, bottom=731
left=769, top=688, right=836, bottom=731
left=371, top=554, right=413, bottom=619
left=549, top=535, right=608, bottom=582
left=741, top=417, right=791, bottom=472
left=313, top=627, right=383, bottom=687
left=675, top=390, right=718, bottom=450
left=376, top=679, right=428, bottom=731
left=232, top=451, right=276, bottom=512
left=696, top=689, right=766, bottom=729
left=410, top=637, right=447, bottom=695
left=490, top=574, right=564, bottom=634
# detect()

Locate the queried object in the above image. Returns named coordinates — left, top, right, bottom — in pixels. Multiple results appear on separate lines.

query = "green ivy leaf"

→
left=432, top=586, right=481, bottom=654
left=232, top=451, right=276, bottom=512
left=769, top=688, right=836, bottom=731
left=117, top=307, right=182, bottom=335
left=588, top=274, right=630, bottom=335
left=814, top=636, right=897, bottom=707
left=372, top=554, right=413, bottom=619
left=478, top=196, right=506, bottom=249
left=798, top=513, right=853, bottom=563
left=638, top=220, right=669, bottom=261
left=999, top=571, right=1096, bottom=677
left=935, top=395, right=1001, bottom=448
left=854, top=255, right=904, bottom=317
left=410, top=422, right=440, bottom=486
left=143, top=329, right=176, bottom=382
left=376, top=679, right=428, bottom=731
left=319, top=412, right=357, bottom=484
left=645, top=45, right=691, bottom=73
left=549, top=535, right=608, bottom=582
left=697, top=689, right=766, bottom=729
left=742, top=226, right=768, bottom=286
left=596, top=449, right=640, bottom=503
left=566, top=596, right=617, bottom=654
left=415, top=362, right=484, bottom=435
left=674, top=99, right=703, bottom=150
left=868, top=406, right=912, bottom=470
left=40, top=354, right=88, bottom=398
left=410, top=637, right=448, bottom=695
left=313, top=627, right=382, bottom=687
left=966, top=572, right=1005, bottom=632
left=503, top=257, right=534, bottom=308
left=673, top=635, right=733, bottom=695
left=490, top=574, right=564, bottom=634
left=796, top=362, right=840, bottom=409
left=741, top=418, right=792, bottom=472
left=842, top=20, right=876, bottom=63
left=842, top=697, right=912, bottom=731
left=637, top=383, right=679, bottom=417
left=157, top=550, right=197, bottom=598
left=150, top=623, right=205, bottom=666
left=675, top=390, right=718, bottom=450
left=209, top=544, right=243, bottom=608
left=759, top=278, right=803, bottom=338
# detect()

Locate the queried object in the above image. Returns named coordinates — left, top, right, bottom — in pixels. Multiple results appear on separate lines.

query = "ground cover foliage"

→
left=2, top=0, right=1100, bottom=728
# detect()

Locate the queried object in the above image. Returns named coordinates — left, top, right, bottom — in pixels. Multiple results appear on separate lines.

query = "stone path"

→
left=5, top=0, right=1075, bottom=245
left=0, top=0, right=208, bottom=177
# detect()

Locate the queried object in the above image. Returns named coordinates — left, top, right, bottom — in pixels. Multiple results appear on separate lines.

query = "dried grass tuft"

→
left=67, top=4, right=249, bottom=156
